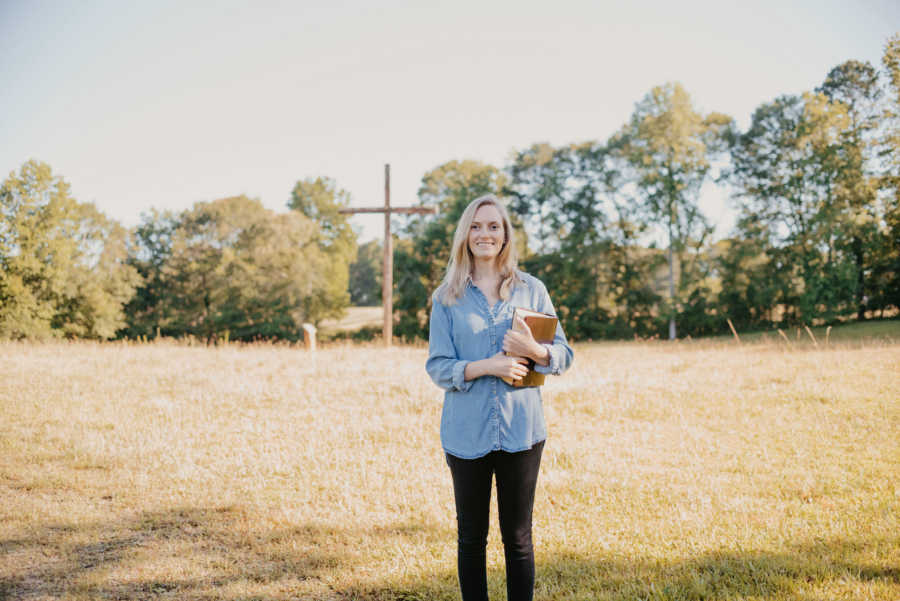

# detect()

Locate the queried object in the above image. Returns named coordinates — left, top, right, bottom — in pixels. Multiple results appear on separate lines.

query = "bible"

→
left=501, top=307, right=558, bottom=387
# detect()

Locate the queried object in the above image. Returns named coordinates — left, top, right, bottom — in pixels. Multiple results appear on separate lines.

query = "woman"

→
left=426, top=194, right=574, bottom=601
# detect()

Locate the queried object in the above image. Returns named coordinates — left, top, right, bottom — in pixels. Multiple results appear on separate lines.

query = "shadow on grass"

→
left=0, top=505, right=431, bottom=600
left=2, top=506, right=897, bottom=600
left=353, top=540, right=899, bottom=601
left=530, top=543, right=899, bottom=601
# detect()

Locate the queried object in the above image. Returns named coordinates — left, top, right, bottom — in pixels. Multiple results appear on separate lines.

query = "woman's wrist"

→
left=464, top=358, right=489, bottom=381
left=531, top=343, right=550, bottom=366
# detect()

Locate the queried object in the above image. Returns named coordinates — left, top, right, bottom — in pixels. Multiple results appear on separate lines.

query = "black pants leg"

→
left=446, top=440, right=545, bottom=601
left=495, top=441, right=544, bottom=601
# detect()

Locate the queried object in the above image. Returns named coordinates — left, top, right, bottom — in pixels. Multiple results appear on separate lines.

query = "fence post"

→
left=302, top=323, right=317, bottom=352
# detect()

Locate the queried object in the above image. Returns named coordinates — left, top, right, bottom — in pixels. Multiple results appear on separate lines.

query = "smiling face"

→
left=468, top=203, right=506, bottom=262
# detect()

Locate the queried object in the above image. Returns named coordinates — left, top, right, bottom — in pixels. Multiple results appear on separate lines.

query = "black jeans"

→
left=445, top=440, right=545, bottom=601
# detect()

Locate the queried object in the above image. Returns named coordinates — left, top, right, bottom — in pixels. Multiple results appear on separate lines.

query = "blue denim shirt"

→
left=426, top=271, right=574, bottom=459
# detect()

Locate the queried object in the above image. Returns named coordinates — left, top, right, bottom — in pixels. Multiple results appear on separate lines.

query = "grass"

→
left=717, top=318, right=900, bottom=346
left=319, top=306, right=383, bottom=334
left=1, top=325, right=898, bottom=600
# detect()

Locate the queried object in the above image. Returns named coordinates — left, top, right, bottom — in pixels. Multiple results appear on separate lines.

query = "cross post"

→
left=339, top=164, right=436, bottom=346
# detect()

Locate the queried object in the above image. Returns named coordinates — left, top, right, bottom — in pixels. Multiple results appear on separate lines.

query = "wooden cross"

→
left=339, top=164, right=436, bottom=346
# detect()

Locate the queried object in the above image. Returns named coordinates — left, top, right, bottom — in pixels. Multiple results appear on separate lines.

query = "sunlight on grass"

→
left=1, top=330, right=898, bottom=599
left=319, top=306, right=383, bottom=334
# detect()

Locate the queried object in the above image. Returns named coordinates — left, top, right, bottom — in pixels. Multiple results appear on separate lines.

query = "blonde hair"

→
left=437, top=194, right=520, bottom=305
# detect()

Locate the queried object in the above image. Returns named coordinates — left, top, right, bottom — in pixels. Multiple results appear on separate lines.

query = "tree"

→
left=876, top=34, right=900, bottom=313
left=121, top=209, right=179, bottom=338
left=521, top=142, right=614, bottom=338
left=142, top=195, right=335, bottom=342
left=288, top=177, right=356, bottom=323
left=506, top=143, right=569, bottom=253
left=0, top=161, right=75, bottom=338
left=348, top=239, right=382, bottom=306
left=618, top=83, right=732, bottom=338
left=507, top=140, right=665, bottom=339
left=715, top=234, right=779, bottom=330
left=817, top=60, right=884, bottom=320
left=53, top=202, right=140, bottom=338
left=728, top=92, right=861, bottom=324
left=0, top=160, right=139, bottom=339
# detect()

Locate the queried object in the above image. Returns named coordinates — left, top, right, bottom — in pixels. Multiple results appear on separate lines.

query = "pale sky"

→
left=2, top=0, right=898, bottom=242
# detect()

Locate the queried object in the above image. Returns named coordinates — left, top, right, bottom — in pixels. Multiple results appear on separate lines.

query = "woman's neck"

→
left=471, top=260, right=501, bottom=282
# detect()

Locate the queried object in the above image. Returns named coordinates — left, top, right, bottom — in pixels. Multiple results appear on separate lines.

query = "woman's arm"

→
left=531, top=284, right=574, bottom=376
left=426, top=298, right=530, bottom=388
left=502, top=315, right=552, bottom=367
left=464, top=352, right=530, bottom=381
left=501, top=279, right=574, bottom=377
left=425, top=299, right=473, bottom=392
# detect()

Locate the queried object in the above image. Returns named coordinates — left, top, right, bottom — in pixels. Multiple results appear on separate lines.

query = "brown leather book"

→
left=501, top=307, right=558, bottom=387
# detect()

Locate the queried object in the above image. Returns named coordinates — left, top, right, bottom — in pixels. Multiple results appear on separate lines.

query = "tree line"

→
left=391, top=37, right=900, bottom=341
left=0, top=166, right=357, bottom=342
left=2, top=36, right=899, bottom=342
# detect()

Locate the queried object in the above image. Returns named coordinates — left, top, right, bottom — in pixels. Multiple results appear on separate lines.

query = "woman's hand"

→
left=488, top=351, right=530, bottom=380
left=464, top=351, right=530, bottom=381
left=503, top=315, right=551, bottom=366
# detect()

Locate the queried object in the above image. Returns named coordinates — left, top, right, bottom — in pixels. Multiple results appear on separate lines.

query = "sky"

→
left=2, top=0, right=898, bottom=243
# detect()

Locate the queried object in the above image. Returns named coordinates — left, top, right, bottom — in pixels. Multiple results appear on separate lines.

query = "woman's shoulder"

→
left=513, top=269, right=548, bottom=294
left=431, top=281, right=466, bottom=307
left=431, top=284, right=448, bottom=306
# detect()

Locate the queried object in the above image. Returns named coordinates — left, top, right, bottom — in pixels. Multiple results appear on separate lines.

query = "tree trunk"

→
left=854, top=236, right=866, bottom=321
left=668, top=199, right=676, bottom=340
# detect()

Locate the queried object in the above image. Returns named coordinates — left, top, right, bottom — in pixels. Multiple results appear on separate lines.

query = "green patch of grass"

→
left=719, top=318, right=900, bottom=346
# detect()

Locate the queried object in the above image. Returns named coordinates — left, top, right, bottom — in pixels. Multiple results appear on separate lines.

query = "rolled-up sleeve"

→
left=532, top=283, right=574, bottom=376
left=426, top=298, right=474, bottom=392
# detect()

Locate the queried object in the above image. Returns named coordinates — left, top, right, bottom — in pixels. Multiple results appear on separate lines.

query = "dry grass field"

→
left=2, top=324, right=899, bottom=600
left=319, top=307, right=383, bottom=334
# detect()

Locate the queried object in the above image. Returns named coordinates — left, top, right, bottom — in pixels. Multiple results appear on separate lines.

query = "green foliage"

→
left=288, top=177, right=355, bottom=323
left=817, top=60, right=885, bottom=320
left=348, top=239, right=382, bottom=306
left=507, top=141, right=666, bottom=339
left=506, top=143, right=570, bottom=253
left=323, top=324, right=380, bottom=342
left=617, top=82, right=733, bottom=337
left=715, top=236, right=774, bottom=329
left=723, top=46, right=900, bottom=327
left=120, top=209, right=179, bottom=338
left=568, top=141, right=668, bottom=338
left=8, top=38, right=900, bottom=344
left=878, top=34, right=900, bottom=312
left=508, top=143, right=602, bottom=335
left=124, top=195, right=341, bottom=342
left=0, top=160, right=140, bottom=339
